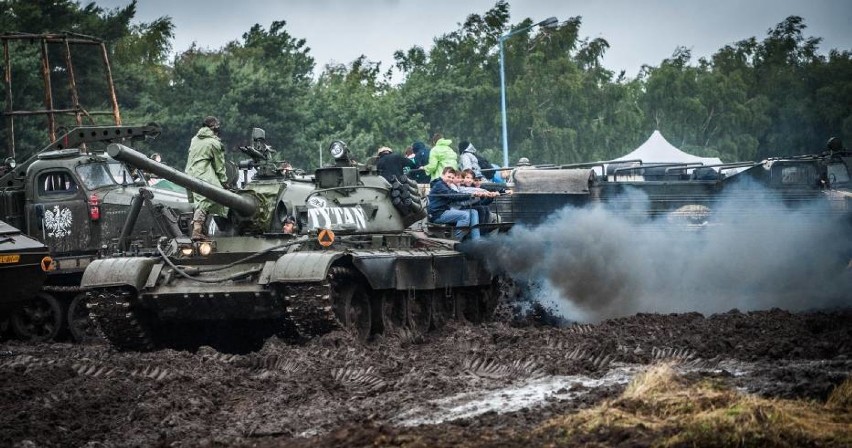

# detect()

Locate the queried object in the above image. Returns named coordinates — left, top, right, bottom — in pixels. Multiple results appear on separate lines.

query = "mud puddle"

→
left=396, top=365, right=640, bottom=426
left=395, top=357, right=852, bottom=427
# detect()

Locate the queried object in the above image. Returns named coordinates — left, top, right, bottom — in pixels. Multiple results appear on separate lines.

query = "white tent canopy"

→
left=614, top=130, right=722, bottom=166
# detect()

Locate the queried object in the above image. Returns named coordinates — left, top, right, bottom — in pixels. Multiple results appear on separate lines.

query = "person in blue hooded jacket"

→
left=410, top=141, right=431, bottom=183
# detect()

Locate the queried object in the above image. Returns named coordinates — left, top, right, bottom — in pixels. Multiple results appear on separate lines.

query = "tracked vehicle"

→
left=497, top=141, right=851, bottom=226
left=82, top=131, right=503, bottom=352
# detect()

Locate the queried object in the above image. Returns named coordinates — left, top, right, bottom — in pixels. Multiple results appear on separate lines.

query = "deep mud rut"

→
left=0, top=308, right=849, bottom=447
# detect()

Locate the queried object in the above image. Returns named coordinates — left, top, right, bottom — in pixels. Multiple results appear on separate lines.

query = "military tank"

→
left=82, top=130, right=502, bottom=352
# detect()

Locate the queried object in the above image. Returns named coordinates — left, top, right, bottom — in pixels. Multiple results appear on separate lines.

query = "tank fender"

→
left=351, top=251, right=490, bottom=290
left=351, top=253, right=400, bottom=290
left=270, top=252, right=344, bottom=283
left=81, top=257, right=157, bottom=291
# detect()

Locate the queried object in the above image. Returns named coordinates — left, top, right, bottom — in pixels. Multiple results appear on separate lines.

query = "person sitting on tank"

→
left=427, top=167, right=491, bottom=241
left=281, top=215, right=298, bottom=235
left=375, top=146, right=414, bottom=184
left=474, top=171, right=512, bottom=196
left=458, top=141, right=484, bottom=179
left=456, top=169, right=499, bottom=225
left=447, top=168, right=478, bottom=212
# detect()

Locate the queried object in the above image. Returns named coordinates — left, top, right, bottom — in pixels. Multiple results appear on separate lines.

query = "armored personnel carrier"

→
left=82, top=130, right=502, bottom=352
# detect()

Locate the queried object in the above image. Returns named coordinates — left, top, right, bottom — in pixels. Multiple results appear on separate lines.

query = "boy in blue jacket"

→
left=428, top=167, right=490, bottom=240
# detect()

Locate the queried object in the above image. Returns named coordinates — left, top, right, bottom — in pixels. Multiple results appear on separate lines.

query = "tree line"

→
left=2, top=0, right=850, bottom=170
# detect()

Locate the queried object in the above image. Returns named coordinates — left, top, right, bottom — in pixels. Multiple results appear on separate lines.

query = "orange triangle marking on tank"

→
left=318, top=229, right=335, bottom=247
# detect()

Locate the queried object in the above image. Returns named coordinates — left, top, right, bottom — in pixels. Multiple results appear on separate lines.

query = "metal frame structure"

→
left=2, top=32, right=122, bottom=158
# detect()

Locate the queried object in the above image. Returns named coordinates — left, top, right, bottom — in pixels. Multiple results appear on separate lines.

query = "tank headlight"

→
left=196, top=241, right=215, bottom=256
left=329, top=141, right=348, bottom=160
left=180, top=245, right=194, bottom=256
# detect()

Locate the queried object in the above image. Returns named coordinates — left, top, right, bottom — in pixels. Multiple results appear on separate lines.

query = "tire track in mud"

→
left=0, top=354, right=175, bottom=381
left=0, top=309, right=849, bottom=447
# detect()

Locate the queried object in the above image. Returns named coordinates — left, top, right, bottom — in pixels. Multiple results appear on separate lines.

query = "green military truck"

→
left=0, top=124, right=193, bottom=342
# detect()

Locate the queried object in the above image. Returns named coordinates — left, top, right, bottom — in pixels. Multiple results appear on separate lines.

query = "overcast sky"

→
left=96, top=0, right=851, bottom=78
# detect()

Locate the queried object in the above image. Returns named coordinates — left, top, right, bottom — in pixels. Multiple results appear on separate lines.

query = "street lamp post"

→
left=499, top=16, right=558, bottom=167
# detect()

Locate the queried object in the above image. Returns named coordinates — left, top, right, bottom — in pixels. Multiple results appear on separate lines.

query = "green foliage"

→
left=640, top=15, right=849, bottom=160
left=3, top=1, right=849, bottom=170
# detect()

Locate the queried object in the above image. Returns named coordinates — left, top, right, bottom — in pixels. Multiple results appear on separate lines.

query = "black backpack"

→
left=473, top=152, right=494, bottom=180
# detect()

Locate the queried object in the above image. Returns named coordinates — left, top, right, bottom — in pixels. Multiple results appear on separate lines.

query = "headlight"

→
left=196, top=241, right=215, bottom=256
left=329, top=141, right=348, bottom=160
left=180, top=245, right=194, bottom=256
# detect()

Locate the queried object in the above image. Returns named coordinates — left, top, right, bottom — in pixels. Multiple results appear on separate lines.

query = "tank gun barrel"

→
left=106, top=143, right=258, bottom=217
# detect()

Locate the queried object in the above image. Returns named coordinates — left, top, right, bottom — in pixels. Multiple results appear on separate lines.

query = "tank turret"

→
left=107, top=133, right=426, bottom=235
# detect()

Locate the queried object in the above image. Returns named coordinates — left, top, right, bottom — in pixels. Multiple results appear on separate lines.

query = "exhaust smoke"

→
left=467, top=187, right=852, bottom=322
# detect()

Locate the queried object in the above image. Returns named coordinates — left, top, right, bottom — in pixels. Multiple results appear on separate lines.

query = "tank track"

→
left=283, top=281, right=342, bottom=338
left=86, top=288, right=155, bottom=351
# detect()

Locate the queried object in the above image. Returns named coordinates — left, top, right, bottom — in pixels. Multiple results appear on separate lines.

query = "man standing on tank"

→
left=375, top=146, right=414, bottom=183
left=185, top=116, right=227, bottom=240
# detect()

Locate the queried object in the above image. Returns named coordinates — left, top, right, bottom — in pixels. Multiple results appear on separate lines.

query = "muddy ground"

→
left=0, top=308, right=850, bottom=447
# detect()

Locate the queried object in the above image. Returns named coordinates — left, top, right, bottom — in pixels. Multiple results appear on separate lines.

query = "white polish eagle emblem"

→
left=44, top=206, right=73, bottom=237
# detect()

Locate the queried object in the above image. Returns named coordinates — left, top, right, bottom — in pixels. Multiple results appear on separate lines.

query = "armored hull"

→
left=0, top=124, right=190, bottom=342
left=83, top=234, right=501, bottom=351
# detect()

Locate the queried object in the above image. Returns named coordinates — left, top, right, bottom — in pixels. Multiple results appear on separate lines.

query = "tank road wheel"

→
left=68, top=293, right=103, bottom=343
left=431, top=289, right=455, bottom=329
left=406, top=293, right=432, bottom=335
left=86, top=288, right=155, bottom=352
left=329, top=267, right=372, bottom=341
left=11, top=292, right=64, bottom=342
left=478, top=279, right=501, bottom=320
left=456, top=289, right=483, bottom=324
left=379, top=291, right=406, bottom=336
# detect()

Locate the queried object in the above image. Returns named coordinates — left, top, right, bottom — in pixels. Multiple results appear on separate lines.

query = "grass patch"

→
left=827, top=377, right=852, bottom=409
left=537, top=364, right=852, bottom=447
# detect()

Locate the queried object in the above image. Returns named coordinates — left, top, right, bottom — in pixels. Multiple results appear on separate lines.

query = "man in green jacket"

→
left=185, top=116, right=227, bottom=240
left=424, top=133, right=459, bottom=180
